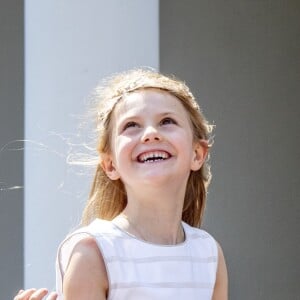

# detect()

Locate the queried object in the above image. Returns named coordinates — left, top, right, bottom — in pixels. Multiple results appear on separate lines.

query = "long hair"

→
left=81, top=69, right=213, bottom=227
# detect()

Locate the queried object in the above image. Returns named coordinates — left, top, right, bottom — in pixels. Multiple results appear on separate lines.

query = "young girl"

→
left=14, top=69, right=228, bottom=300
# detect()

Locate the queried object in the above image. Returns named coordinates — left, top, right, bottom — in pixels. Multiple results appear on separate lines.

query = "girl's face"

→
left=102, top=89, right=206, bottom=191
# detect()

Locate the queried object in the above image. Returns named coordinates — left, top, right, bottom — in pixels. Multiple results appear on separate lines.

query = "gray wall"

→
left=160, top=1, right=299, bottom=299
left=0, top=0, right=24, bottom=299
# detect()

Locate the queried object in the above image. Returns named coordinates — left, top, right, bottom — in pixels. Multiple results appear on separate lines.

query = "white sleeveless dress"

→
left=56, top=218, right=218, bottom=299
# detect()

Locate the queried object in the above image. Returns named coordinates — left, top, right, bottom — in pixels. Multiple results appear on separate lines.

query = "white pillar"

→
left=25, top=0, right=159, bottom=289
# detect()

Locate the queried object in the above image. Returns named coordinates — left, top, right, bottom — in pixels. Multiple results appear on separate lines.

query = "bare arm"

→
left=63, top=236, right=108, bottom=300
left=212, top=243, right=228, bottom=300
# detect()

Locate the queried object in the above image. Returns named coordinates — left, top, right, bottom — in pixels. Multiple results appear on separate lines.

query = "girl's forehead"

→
left=113, top=89, right=187, bottom=117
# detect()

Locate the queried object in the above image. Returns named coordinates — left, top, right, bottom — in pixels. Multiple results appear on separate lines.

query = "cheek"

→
left=118, top=136, right=134, bottom=149
left=173, top=129, right=194, bottom=145
left=114, top=136, right=135, bottom=160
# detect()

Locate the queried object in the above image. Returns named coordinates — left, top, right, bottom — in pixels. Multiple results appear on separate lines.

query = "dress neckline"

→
left=111, top=220, right=188, bottom=248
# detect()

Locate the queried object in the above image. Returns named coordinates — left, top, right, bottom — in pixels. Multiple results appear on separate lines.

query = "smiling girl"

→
left=14, top=69, right=228, bottom=300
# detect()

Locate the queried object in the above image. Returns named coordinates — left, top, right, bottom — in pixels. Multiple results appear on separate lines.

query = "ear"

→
left=100, top=153, right=120, bottom=180
left=190, top=139, right=209, bottom=171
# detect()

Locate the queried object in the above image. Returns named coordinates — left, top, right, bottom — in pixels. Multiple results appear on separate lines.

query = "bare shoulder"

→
left=212, top=242, right=228, bottom=300
left=63, top=236, right=108, bottom=300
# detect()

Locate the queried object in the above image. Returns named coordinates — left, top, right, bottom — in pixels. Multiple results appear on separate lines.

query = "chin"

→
left=137, top=174, right=176, bottom=187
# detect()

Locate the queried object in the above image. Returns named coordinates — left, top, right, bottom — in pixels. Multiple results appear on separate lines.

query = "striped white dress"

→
left=56, top=219, right=218, bottom=299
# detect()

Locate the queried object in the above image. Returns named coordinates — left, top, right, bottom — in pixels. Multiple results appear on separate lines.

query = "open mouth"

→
left=137, top=151, right=171, bottom=163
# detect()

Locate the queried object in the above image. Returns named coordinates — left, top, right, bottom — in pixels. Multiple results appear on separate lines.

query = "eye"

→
left=123, top=121, right=139, bottom=130
left=160, top=117, right=177, bottom=126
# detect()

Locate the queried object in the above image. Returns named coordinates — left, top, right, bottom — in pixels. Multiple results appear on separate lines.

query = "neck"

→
left=115, top=212, right=185, bottom=245
left=114, top=186, right=186, bottom=245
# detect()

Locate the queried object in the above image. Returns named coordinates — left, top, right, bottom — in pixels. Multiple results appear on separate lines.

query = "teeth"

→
left=138, top=151, right=170, bottom=163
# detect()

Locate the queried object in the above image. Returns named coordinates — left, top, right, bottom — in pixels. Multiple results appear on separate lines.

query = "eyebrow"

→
left=119, top=111, right=177, bottom=120
left=159, top=112, right=177, bottom=116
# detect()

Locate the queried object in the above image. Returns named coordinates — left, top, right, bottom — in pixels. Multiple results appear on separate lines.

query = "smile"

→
left=137, top=151, right=171, bottom=163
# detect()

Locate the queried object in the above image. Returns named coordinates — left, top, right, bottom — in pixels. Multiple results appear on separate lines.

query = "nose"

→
left=141, top=126, right=162, bottom=143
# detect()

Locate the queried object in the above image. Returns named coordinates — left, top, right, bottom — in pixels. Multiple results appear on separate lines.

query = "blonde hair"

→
left=81, top=69, right=213, bottom=227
